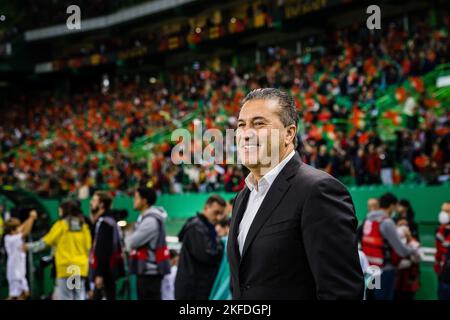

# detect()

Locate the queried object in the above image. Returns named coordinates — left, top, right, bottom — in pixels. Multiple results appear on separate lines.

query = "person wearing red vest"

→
left=434, top=201, right=450, bottom=300
left=361, top=193, right=417, bottom=300
left=125, top=187, right=171, bottom=300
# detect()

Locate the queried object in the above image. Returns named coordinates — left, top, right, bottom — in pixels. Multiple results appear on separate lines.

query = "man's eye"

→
left=254, top=122, right=264, bottom=127
left=237, top=123, right=245, bottom=128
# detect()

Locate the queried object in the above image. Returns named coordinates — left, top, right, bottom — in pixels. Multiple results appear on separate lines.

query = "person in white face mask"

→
left=434, top=201, right=450, bottom=300
left=438, top=208, right=450, bottom=225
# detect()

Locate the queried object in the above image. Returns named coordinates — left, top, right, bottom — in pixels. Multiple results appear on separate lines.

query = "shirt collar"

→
left=245, top=150, right=296, bottom=193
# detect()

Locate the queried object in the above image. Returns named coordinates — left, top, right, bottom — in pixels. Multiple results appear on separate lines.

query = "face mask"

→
left=439, top=211, right=450, bottom=225
left=397, top=225, right=408, bottom=244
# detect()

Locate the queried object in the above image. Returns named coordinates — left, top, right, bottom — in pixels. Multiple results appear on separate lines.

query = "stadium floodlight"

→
left=102, top=74, right=110, bottom=93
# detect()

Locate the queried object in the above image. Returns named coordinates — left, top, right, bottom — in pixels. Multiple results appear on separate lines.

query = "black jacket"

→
left=91, top=211, right=116, bottom=279
left=227, top=152, right=364, bottom=300
left=175, top=213, right=223, bottom=300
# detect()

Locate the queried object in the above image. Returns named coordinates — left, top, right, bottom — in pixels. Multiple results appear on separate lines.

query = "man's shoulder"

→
left=179, top=215, right=206, bottom=237
left=378, top=216, right=396, bottom=234
left=138, top=214, right=160, bottom=229
left=292, top=162, right=347, bottom=192
left=98, top=216, right=116, bottom=228
left=50, top=219, right=67, bottom=232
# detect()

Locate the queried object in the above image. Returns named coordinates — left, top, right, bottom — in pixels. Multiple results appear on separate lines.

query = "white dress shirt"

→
left=237, top=150, right=295, bottom=255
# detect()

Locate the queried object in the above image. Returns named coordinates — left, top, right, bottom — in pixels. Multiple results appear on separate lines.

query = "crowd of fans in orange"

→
left=0, top=16, right=449, bottom=198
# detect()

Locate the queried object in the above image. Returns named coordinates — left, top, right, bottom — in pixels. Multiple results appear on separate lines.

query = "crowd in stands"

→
left=0, top=15, right=449, bottom=199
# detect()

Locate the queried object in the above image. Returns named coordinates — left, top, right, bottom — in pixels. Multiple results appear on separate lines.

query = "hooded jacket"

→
left=125, top=206, right=169, bottom=276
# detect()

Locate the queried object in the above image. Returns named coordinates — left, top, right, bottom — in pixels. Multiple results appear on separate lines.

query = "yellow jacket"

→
left=42, top=218, right=91, bottom=279
left=0, top=216, right=3, bottom=237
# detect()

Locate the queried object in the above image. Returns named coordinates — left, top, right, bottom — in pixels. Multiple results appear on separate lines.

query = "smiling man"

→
left=228, top=88, right=364, bottom=300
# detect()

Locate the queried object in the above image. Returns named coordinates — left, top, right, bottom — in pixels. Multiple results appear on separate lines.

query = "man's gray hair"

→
left=242, top=88, right=299, bottom=147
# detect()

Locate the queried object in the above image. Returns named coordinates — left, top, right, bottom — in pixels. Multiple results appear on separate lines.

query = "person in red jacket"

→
left=434, top=201, right=450, bottom=300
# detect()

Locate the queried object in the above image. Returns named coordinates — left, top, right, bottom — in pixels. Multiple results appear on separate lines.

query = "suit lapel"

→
left=240, top=153, right=302, bottom=262
left=229, top=187, right=250, bottom=265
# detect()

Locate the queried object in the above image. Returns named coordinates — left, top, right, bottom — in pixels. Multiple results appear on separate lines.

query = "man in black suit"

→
left=228, top=88, right=364, bottom=300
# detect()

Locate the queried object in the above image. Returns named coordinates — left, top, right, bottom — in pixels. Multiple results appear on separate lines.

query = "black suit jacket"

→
left=227, top=152, right=364, bottom=300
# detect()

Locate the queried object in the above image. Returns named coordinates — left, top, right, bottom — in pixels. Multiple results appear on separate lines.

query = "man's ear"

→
left=285, top=124, right=297, bottom=146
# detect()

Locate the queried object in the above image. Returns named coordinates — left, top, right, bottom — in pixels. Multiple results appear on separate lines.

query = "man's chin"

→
left=242, top=160, right=260, bottom=169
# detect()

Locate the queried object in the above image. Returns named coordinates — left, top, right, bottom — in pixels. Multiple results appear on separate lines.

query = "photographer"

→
left=125, top=187, right=170, bottom=300
left=89, top=191, right=125, bottom=300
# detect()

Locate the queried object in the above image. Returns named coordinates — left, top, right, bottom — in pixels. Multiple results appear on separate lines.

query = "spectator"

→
left=125, top=187, right=170, bottom=300
left=434, top=201, right=450, bottom=300
left=0, top=12, right=449, bottom=196
left=380, top=144, right=394, bottom=185
left=25, top=200, right=92, bottom=300
left=366, top=144, right=381, bottom=184
left=175, top=195, right=225, bottom=300
left=353, top=148, right=366, bottom=185
left=397, top=199, right=420, bottom=240
left=4, top=210, right=37, bottom=299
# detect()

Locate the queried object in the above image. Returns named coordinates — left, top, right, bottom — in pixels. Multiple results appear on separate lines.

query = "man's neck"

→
left=141, top=206, right=151, bottom=214
left=251, top=147, right=294, bottom=182
left=93, top=209, right=105, bottom=222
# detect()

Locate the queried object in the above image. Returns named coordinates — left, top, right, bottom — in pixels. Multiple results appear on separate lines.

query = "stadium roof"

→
left=24, top=0, right=197, bottom=41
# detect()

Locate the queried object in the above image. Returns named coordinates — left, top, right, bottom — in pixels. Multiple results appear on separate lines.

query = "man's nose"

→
left=241, top=128, right=256, bottom=140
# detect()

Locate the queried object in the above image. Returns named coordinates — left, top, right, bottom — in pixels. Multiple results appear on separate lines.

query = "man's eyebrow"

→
left=237, top=116, right=269, bottom=122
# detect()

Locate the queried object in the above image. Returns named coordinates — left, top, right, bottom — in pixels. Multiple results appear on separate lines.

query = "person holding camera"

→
left=125, top=187, right=170, bottom=300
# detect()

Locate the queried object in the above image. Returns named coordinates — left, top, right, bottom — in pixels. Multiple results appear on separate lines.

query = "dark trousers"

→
left=137, top=275, right=162, bottom=300
left=373, top=269, right=396, bottom=300
left=93, top=276, right=116, bottom=300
